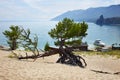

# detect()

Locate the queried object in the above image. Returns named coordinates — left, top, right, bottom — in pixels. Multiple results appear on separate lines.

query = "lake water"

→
left=0, top=20, right=120, bottom=49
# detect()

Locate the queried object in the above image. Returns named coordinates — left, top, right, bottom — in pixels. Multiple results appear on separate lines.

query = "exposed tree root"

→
left=17, top=47, right=87, bottom=68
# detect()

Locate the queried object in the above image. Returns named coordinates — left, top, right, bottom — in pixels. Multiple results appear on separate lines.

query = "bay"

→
left=0, top=20, right=120, bottom=49
left=83, top=23, right=120, bottom=48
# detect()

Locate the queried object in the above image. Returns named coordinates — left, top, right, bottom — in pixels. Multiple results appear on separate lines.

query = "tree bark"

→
left=17, top=46, right=87, bottom=68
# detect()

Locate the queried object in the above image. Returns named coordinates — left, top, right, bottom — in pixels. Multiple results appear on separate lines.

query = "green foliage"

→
left=48, top=18, right=88, bottom=47
left=20, top=28, right=39, bottom=55
left=3, top=25, right=23, bottom=50
left=44, top=42, right=50, bottom=51
left=65, top=40, right=81, bottom=46
left=3, top=25, right=39, bottom=55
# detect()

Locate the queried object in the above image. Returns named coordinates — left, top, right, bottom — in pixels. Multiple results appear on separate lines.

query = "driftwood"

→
left=18, top=47, right=58, bottom=59
left=18, top=46, right=87, bottom=68
left=91, top=70, right=120, bottom=75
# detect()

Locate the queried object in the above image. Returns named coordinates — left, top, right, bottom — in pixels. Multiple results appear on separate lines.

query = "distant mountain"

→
left=52, top=4, right=120, bottom=22
left=96, top=15, right=120, bottom=26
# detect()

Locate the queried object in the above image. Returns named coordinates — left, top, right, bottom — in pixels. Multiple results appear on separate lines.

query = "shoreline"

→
left=0, top=45, right=10, bottom=50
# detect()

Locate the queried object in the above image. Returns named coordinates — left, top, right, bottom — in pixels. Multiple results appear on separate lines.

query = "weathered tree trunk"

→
left=17, top=46, right=87, bottom=68
left=56, top=46, right=87, bottom=68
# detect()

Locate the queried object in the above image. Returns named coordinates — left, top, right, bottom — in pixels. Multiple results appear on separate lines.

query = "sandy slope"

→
left=0, top=50, right=120, bottom=80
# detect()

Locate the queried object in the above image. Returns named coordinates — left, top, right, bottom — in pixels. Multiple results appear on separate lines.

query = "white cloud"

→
left=23, top=0, right=120, bottom=10
left=22, top=0, right=120, bottom=19
left=0, top=0, right=120, bottom=20
left=0, top=0, right=46, bottom=19
left=23, top=0, right=120, bottom=13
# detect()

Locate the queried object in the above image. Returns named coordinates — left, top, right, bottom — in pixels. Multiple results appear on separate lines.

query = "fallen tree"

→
left=17, top=46, right=87, bottom=68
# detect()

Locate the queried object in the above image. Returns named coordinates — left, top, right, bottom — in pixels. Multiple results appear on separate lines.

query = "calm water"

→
left=0, top=20, right=120, bottom=49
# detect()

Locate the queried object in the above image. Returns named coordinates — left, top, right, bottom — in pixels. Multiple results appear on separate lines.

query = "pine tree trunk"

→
left=17, top=46, right=87, bottom=68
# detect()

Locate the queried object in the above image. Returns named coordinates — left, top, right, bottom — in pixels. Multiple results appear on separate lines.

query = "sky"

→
left=0, top=0, right=120, bottom=20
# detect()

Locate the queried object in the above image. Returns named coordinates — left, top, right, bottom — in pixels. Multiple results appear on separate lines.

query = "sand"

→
left=0, top=49, right=120, bottom=80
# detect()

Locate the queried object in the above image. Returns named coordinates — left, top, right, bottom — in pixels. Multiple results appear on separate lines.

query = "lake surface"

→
left=0, top=20, right=120, bottom=49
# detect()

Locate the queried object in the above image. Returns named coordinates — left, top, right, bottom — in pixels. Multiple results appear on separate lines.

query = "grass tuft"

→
left=75, top=50, right=120, bottom=58
left=8, top=52, right=18, bottom=58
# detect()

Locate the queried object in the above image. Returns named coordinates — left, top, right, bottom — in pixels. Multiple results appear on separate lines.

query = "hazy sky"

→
left=0, top=0, right=120, bottom=20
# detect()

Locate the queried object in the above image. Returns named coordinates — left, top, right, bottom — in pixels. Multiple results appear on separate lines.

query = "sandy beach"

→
left=0, top=49, right=120, bottom=80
